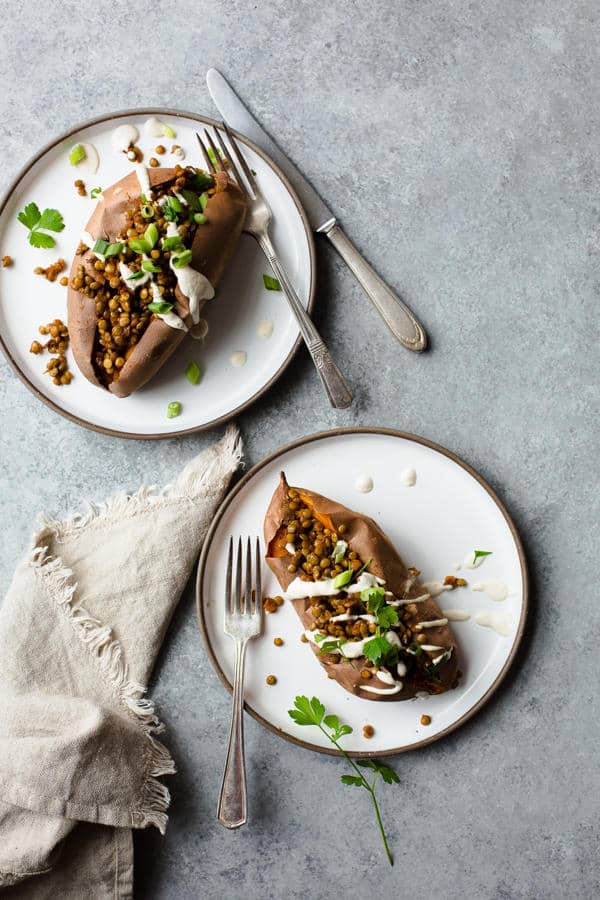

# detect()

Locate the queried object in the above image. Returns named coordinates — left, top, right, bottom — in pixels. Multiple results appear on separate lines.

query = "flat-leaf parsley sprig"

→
left=288, top=695, right=399, bottom=865
left=17, top=202, right=65, bottom=248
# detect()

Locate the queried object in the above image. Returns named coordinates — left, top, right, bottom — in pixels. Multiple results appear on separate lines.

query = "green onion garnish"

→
left=69, top=144, right=86, bottom=165
left=140, top=204, right=154, bottom=219
left=104, top=242, right=124, bottom=258
left=128, top=238, right=151, bottom=254
left=162, top=236, right=183, bottom=252
left=149, top=300, right=173, bottom=314
left=144, top=223, right=159, bottom=249
left=141, top=258, right=161, bottom=273
left=185, top=360, right=202, bottom=384
left=126, top=270, right=146, bottom=281
left=92, top=238, right=109, bottom=256
left=194, top=213, right=207, bottom=225
left=191, top=172, right=214, bottom=191
left=170, top=195, right=182, bottom=213
left=333, top=568, right=354, bottom=590
left=162, top=123, right=176, bottom=139
left=263, top=274, right=281, bottom=291
left=90, top=186, right=103, bottom=199
left=199, top=192, right=209, bottom=211
left=172, top=249, right=192, bottom=269
left=167, top=401, right=181, bottom=418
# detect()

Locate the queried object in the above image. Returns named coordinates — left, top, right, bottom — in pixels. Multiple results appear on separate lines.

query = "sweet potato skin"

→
left=67, top=168, right=246, bottom=397
left=264, top=472, right=460, bottom=702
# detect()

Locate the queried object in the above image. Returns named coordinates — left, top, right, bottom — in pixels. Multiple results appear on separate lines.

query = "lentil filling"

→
left=71, top=165, right=214, bottom=386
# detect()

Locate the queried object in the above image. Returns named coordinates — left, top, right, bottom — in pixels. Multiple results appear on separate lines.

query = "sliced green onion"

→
left=141, top=258, right=161, bottom=273
left=181, top=189, right=201, bottom=211
left=140, top=193, right=148, bottom=204
left=185, top=360, right=202, bottom=384
left=407, top=641, right=423, bottom=656
left=361, top=585, right=385, bottom=607
left=149, top=300, right=173, bottom=314
left=172, top=249, right=192, bottom=269
left=333, top=568, right=354, bottom=590
left=162, top=123, right=176, bottom=139
left=193, top=213, right=207, bottom=225
left=140, top=204, right=154, bottom=219
left=126, top=270, right=146, bottom=281
left=92, top=238, right=109, bottom=256
left=144, top=223, right=159, bottom=248
left=167, top=401, right=181, bottom=418
left=199, top=192, right=209, bottom=211
left=128, top=238, right=151, bottom=254
left=162, top=235, right=183, bottom=252
left=90, top=186, right=103, bottom=199
left=192, top=172, right=214, bottom=191
left=104, top=242, right=124, bottom=258
left=169, top=194, right=182, bottom=213
left=69, top=143, right=86, bottom=165
left=263, top=274, right=281, bottom=291
left=333, top=540, right=348, bottom=563
left=251, top=168, right=257, bottom=176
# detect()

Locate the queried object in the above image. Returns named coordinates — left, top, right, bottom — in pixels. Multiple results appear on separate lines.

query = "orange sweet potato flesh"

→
left=264, top=472, right=460, bottom=702
left=67, top=168, right=246, bottom=397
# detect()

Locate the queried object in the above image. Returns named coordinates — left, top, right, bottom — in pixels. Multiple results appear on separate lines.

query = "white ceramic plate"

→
left=197, top=428, right=528, bottom=757
left=0, top=109, right=315, bottom=438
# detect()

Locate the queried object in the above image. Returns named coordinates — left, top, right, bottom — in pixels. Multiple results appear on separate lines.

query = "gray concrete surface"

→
left=0, top=1, right=598, bottom=898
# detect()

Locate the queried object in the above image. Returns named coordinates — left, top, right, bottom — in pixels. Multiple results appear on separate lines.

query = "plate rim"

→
left=196, top=426, right=529, bottom=758
left=0, top=107, right=317, bottom=440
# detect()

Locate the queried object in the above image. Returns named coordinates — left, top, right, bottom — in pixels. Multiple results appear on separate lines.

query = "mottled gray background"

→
left=0, top=1, right=598, bottom=898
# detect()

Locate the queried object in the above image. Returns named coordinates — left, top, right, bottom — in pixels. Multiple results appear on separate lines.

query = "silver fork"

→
left=217, top=536, right=263, bottom=829
left=196, top=127, right=353, bottom=410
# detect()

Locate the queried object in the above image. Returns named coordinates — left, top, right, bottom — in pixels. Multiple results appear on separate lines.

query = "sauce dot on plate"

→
left=355, top=474, right=373, bottom=493
left=230, top=351, right=247, bottom=368
left=256, top=319, right=274, bottom=338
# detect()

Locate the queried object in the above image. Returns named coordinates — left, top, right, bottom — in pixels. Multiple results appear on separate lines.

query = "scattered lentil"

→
left=273, top=637, right=284, bottom=647
left=363, top=724, right=375, bottom=739
left=266, top=674, right=277, bottom=686
left=1, top=255, right=12, bottom=268
left=420, top=715, right=431, bottom=726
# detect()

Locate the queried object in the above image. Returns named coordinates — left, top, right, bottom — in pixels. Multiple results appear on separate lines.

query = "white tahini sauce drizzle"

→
left=144, top=116, right=169, bottom=137
left=151, top=283, right=187, bottom=332
left=303, top=629, right=371, bottom=659
left=72, top=142, right=99, bottom=175
left=442, top=609, right=471, bottom=621
left=376, top=669, right=397, bottom=685
left=362, top=683, right=402, bottom=695
left=397, top=661, right=407, bottom=677
left=285, top=542, right=296, bottom=555
left=420, top=644, right=444, bottom=652
left=189, top=318, right=209, bottom=341
left=135, top=165, right=153, bottom=199
left=281, top=571, right=384, bottom=602
left=385, top=630, right=401, bottom=648
left=119, top=260, right=150, bottom=287
left=415, top=618, right=449, bottom=630
left=173, top=190, right=188, bottom=206
left=257, top=319, right=274, bottom=338
left=111, top=124, right=139, bottom=153
left=81, top=230, right=96, bottom=251
left=432, top=650, right=451, bottom=665
left=414, top=690, right=430, bottom=700
left=472, top=580, right=509, bottom=602
left=230, top=351, right=247, bottom=368
left=400, top=466, right=417, bottom=486
left=169, top=256, right=214, bottom=324
left=165, top=222, right=180, bottom=239
left=387, top=592, right=430, bottom=607
left=475, top=611, right=513, bottom=637
left=355, top=474, right=373, bottom=493
left=421, top=581, right=452, bottom=597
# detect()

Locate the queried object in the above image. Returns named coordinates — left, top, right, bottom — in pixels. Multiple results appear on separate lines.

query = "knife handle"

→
left=324, top=224, right=427, bottom=352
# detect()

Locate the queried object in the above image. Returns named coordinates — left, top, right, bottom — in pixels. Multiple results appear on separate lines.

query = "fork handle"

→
left=258, top=235, right=353, bottom=410
left=218, top=640, right=247, bottom=828
left=324, top=224, right=427, bottom=352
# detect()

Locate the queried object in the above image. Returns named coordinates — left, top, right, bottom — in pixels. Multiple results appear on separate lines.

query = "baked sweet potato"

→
left=67, top=165, right=246, bottom=397
left=264, top=473, right=460, bottom=701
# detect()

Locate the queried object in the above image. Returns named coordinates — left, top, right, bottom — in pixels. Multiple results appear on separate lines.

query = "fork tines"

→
left=225, top=536, right=262, bottom=618
left=196, top=127, right=260, bottom=201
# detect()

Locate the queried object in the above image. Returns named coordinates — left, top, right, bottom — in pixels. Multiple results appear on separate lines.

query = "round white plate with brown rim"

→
left=0, top=109, right=315, bottom=438
left=197, top=428, right=528, bottom=757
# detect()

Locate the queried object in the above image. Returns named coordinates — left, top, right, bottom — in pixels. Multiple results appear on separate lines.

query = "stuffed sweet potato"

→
left=67, top=164, right=246, bottom=397
left=264, top=473, right=460, bottom=701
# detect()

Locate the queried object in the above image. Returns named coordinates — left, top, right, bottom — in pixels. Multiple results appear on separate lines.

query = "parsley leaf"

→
left=17, top=202, right=41, bottom=230
left=363, top=629, right=399, bottom=667
left=287, top=695, right=398, bottom=865
left=37, top=208, right=64, bottom=232
left=29, top=231, right=56, bottom=249
left=377, top=606, right=399, bottom=629
left=17, top=202, right=64, bottom=249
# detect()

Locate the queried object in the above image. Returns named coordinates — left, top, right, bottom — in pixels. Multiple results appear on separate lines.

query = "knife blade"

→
left=206, top=68, right=427, bottom=351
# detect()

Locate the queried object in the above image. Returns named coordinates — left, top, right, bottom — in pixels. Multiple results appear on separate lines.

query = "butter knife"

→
left=207, top=68, right=427, bottom=352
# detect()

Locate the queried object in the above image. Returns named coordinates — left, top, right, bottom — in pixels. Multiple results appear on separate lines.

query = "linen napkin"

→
left=0, top=426, right=242, bottom=898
